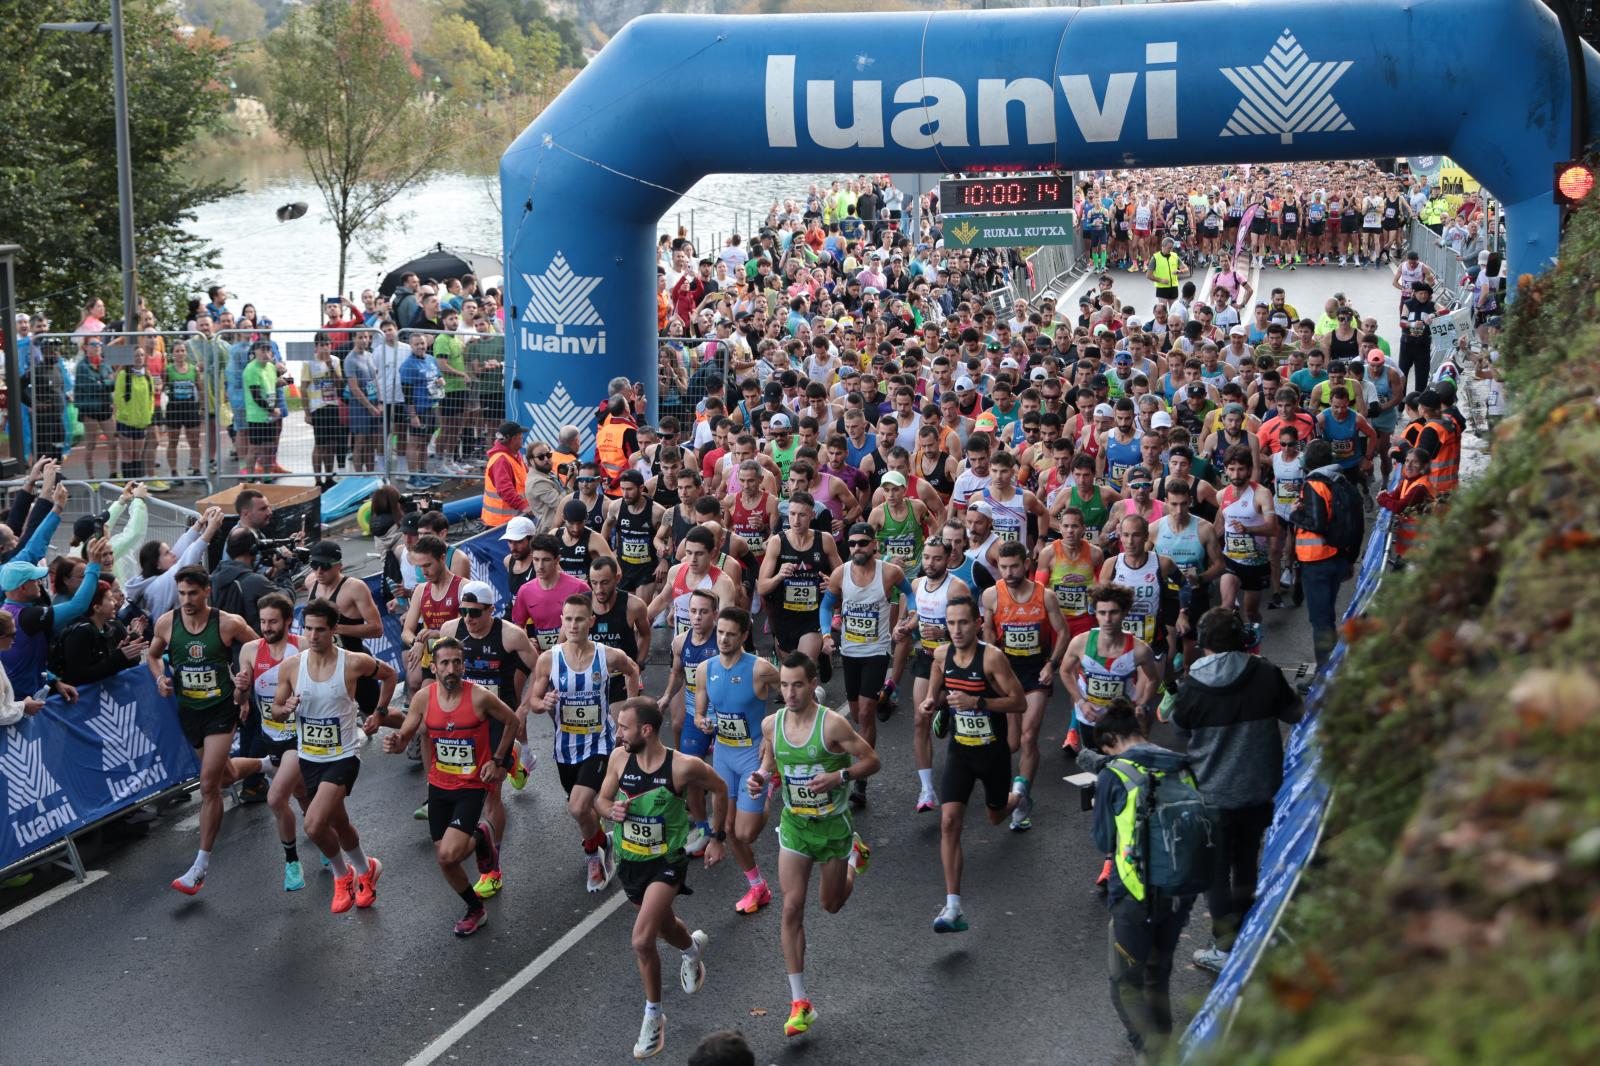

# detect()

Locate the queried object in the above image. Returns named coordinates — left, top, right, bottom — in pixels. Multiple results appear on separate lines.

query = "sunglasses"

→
left=310, top=560, right=336, bottom=570
left=1128, top=481, right=1153, bottom=490
left=459, top=606, right=487, bottom=617
left=530, top=452, right=551, bottom=461
left=577, top=476, right=599, bottom=483
left=848, top=539, right=874, bottom=548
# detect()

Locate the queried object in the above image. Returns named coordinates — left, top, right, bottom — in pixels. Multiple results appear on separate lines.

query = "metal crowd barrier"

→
left=1406, top=218, right=1465, bottom=309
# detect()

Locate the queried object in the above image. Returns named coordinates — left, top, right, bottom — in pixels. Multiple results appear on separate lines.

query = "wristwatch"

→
left=711, top=829, right=727, bottom=843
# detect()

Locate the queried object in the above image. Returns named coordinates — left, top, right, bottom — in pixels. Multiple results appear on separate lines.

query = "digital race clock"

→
left=938, top=175, right=1072, bottom=214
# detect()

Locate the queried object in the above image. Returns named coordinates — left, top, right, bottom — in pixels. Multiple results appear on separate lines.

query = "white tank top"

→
left=295, top=647, right=359, bottom=763
left=1111, top=552, right=1161, bottom=644
left=840, top=559, right=891, bottom=658
left=1272, top=452, right=1305, bottom=519
left=981, top=485, right=1030, bottom=549
left=914, top=573, right=953, bottom=652
left=1221, top=483, right=1271, bottom=565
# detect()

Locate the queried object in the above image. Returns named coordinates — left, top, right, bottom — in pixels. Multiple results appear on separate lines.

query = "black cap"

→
left=847, top=521, right=876, bottom=542
left=72, top=514, right=101, bottom=544
left=1418, top=388, right=1442, bottom=408
left=763, top=381, right=784, bottom=402
left=563, top=499, right=589, bottom=523
left=1434, top=379, right=1458, bottom=404
left=495, top=421, right=525, bottom=442
left=1186, top=383, right=1207, bottom=397
left=309, top=540, right=342, bottom=564
left=400, top=512, right=423, bottom=534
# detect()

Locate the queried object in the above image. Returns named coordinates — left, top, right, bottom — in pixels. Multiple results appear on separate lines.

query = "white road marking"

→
left=401, top=890, right=628, bottom=1066
left=1196, top=265, right=1218, bottom=304
left=0, top=870, right=109, bottom=934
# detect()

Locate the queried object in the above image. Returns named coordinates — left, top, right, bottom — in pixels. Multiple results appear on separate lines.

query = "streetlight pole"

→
left=42, top=6, right=138, bottom=326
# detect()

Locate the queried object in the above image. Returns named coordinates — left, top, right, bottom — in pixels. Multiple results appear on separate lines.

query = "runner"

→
left=588, top=555, right=651, bottom=704
left=303, top=540, right=385, bottom=721
left=147, top=566, right=259, bottom=895
left=596, top=697, right=728, bottom=1060
left=500, top=515, right=540, bottom=608
left=553, top=498, right=613, bottom=582
left=658, top=587, right=721, bottom=855
left=380, top=636, right=519, bottom=935
left=919, top=594, right=1025, bottom=933
left=821, top=522, right=915, bottom=808
left=438, top=581, right=541, bottom=896
left=1267, top=426, right=1306, bottom=609
left=521, top=593, right=643, bottom=892
left=271, top=599, right=397, bottom=912
left=693, top=607, right=781, bottom=914
left=745, top=654, right=881, bottom=1039
left=603, top=470, right=667, bottom=605
left=1214, top=444, right=1278, bottom=648
left=401, top=533, right=465, bottom=690
left=1151, top=478, right=1226, bottom=715
left=511, top=533, right=590, bottom=652
left=1035, top=508, right=1104, bottom=752
left=906, top=538, right=972, bottom=812
left=757, top=493, right=843, bottom=665
left=980, top=539, right=1069, bottom=830
left=224, top=593, right=306, bottom=891
left=646, top=527, right=741, bottom=637
left=1098, top=514, right=1184, bottom=719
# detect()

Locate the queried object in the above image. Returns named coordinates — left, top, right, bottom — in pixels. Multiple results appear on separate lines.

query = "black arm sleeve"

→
left=5, top=490, right=34, bottom=536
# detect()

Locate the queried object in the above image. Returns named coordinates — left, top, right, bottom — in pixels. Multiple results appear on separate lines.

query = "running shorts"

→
left=427, top=783, right=488, bottom=842
left=618, top=855, right=691, bottom=906
left=179, top=699, right=238, bottom=750
left=777, top=807, right=855, bottom=863
left=302, top=755, right=361, bottom=798
left=1223, top=560, right=1270, bottom=592
left=940, top=742, right=1012, bottom=811
left=555, top=752, right=607, bottom=795
left=841, top=653, right=890, bottom=702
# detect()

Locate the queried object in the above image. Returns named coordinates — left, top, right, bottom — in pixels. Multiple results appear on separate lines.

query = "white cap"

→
left=768, top=413, right=791, bottom=430
left=1029, top=366, right=1048, bottom=381
left=1151, top=411, right=1174, bottom=428
left=461, top=580, right=498, bottom=606
left=999, top=357, right=1019, bottom=370
left=954, top=376, right=974, bottom=391
left=968, top=500, right=994, bottom=518
left=1093, top=402, right=1115, bottom=418
left=500, top=515, right=538, bottom=541
left=1229, top=324, right=1247, bottom=336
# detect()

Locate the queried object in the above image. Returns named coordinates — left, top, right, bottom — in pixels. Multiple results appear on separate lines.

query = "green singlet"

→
left=168, top=608, right=234, bottom=711
left=876, top=501, right=924, bottom=578
left=1070, top=484, right=1110, bottom=540
left=614, top=749, right=690, bottom=864
left=774, top=706, right=854, bottom=862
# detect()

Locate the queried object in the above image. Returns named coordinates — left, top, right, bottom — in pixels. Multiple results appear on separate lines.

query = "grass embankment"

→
left=1193, top=200, right=1600, bottom=1062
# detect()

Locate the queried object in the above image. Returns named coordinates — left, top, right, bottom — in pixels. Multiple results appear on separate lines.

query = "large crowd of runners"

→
left=108, top=158, right=1489, bottom=1061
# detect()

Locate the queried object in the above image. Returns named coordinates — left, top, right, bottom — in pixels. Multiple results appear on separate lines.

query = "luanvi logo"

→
left=520, top=251, right=606, bottom=355
left=1, top=734, right=78, bottom=847
left=525, top=384, right=596, bottom=459
left=86, top=691, right=168, bottom=803
left=1220, top=30, right=1353, bottom=144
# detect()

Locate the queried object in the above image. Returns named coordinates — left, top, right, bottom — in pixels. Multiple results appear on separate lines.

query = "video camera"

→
left=256, top=535, right=311, bottom=564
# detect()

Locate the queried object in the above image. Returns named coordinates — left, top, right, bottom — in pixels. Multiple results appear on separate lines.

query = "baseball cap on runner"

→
left=1093, top=402, right=1115, bottom=418
left=461, top=580, right=497, bottom=607
left=500, top=515, right=538, bottom=541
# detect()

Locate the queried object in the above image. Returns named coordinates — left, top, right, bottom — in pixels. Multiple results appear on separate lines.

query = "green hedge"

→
left=1197, top=197, right=1600, bottom=1064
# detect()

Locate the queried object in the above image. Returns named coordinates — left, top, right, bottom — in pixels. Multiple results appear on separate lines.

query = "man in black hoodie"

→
left=1172, top=607, right=1302, bottom=974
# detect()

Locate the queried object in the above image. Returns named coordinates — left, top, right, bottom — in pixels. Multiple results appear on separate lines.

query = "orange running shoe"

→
left=354, top=856, right=382, bottom=908
left=331, top=871, right=356, bottom=913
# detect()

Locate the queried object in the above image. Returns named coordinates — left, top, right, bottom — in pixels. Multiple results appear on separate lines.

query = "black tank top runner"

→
left=570, top=492, right=606, bottom=533
left=770, top=529, right=826, bottom=614
left=619, top=748, right=677, bottom=800
left=612, top=499, right=658, bottom=573
left=652, top=482, right=681, bottom=511
left=941, top=640, right=1006, bottom=748
left=505, top=556, right=535, bottom=610
left=669, top=505, right=696, bottom=556
left=558, top=529, right=591, bottom=581
left=919, top=451, right=956, bottom=499
left=458, top=618, right=520, bottom=707
left=321, top=576, right=367, bottom=654
left=1326, top=331, right=1359, bottom=361
left=590, top=592, right=638, bottom=703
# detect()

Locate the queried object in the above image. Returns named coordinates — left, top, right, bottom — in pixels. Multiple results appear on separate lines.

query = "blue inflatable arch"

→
left=501, top=0, right=1600, bottom=446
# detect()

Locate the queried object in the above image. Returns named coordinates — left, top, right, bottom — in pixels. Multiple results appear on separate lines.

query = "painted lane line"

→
left=0, top=870, right=109, bottom=934
left=401, top=889, right=628, bottom=1066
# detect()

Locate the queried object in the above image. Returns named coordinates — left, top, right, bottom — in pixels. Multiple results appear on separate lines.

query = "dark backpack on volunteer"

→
left=1111, top=755, right=1220, bottom=899
left=1323, top=472, right=1365, bottom=564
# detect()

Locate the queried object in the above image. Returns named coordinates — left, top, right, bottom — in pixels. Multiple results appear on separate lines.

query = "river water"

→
left=186, top=152, right=846, bottom=328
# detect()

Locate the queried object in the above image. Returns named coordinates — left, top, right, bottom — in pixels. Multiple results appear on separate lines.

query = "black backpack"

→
left=1323, top=473, right=1365, bottom=563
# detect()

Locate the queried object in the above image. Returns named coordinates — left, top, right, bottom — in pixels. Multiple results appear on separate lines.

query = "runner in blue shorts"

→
left=660, top=586, right=720, bottom=849
left=695, top=606, right=782, bottom=916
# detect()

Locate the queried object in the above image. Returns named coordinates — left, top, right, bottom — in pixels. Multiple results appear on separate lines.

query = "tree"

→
left=419, top=14, right=513, bottom=102
left=263, top=0, right=456, bottom=295
left=183, top=0, right=265, bottom=42
left=0, top=0, right=234, bottom=328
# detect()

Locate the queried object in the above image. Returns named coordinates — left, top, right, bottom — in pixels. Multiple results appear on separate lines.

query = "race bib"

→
left=1056, top=582, right=1088, bottom=616
left=715, top=713, right=753, bottom=747
left=1110, top=462, right=1129, bottom=484
left=882, top=537, right=917, bottom=563
left=783, top=769, right=837, bottom=817
left=1085, top=674, right=1126, bottom=703
left=433, top=738, right=477, bottom=776
left=1331, top=437, right=1354, bottom=458
left=1275, top=479, right=1302, bottom=506
left=178, top=664, right=220, bottom=701
left=620, top=536, right=650, bottom=564
left=993, top=522, right=1021, bottom=544
left=619, top=813, right=667, bottom=857
left=918, top=620, right=948, bottom=651
left=259, top=700, right=295, bottom=740
left=560, top=698, right=603, bottom=734
left=953, top=711, right=995, bottom=746
left=1225, top=531, right=1256, bottom=560
left=741, top=530, right=766, bottom=555
left=1002, top=625, right=1042, bottom=656
left=299, top=716, right=344, bottom=758
left=1122, top=613, right=1154, bottom=642
left=534, top=626, right=561, bottom=651
left=783, top=583, right=818, bottom=611
left=426, top=375, right=445, bottom=399
left=843, top=607, right=879, bottom=644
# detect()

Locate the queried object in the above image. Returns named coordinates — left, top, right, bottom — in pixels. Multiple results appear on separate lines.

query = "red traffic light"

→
left=1555, top=161, right=1595, bottom=206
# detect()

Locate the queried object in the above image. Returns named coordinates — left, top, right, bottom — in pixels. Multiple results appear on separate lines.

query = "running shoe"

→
left=1193, top=943, right=1229, bottom=973
left=508, top=759, right=528, bottom=791
left=875, top=682, right=897, bottom=721
left=146, top=480, right=173, bottom=493
left=850, top=833, right=871, bottom=875
left=680, top=929, right=708, bottom=993
left=475, top=821, right=500, bottom=876
left=269, top=463, right=292, bottom=475
left=915, top=789, right=938, bottom=814
left=1157, top=688, right=1177, bottom=723
left=932, top=906, right=969, bottom=934
left=1061, top=727, right=1081, bottom=753
left=331, top=871, right=357, bottom=913
left=1280, top=567, right=1295, bottom=589
left=1009, top=778, right=1033, bottom=832
left=784, top=1000, right=818, bottom=1038
left=454, top=904, right=489, bottom=938
left=1, top=873, right=34, bottom=889
left=354, top=856, right=382, bottom=908
left=170, top=867, right=205, bottom=896
left=601, top=838, right=616, bottom=886
left=413, top=801, right=429, bottom=820
left=1267, top=593, right=1286, bottom=611
left=931, top=707, right=950, bottom=739
left=283, top=860, right=306, bottom=892
left=473, top=870, right=504, bottom=899
left=734, top=880, right=771, bottom=914
left=685, top=824, right=710, bottom=856
left=521, top=747, right=538, bottom=776
left=633, top=1013, right=665, bottom=1059
left=585, top=851, right=607, bottom=893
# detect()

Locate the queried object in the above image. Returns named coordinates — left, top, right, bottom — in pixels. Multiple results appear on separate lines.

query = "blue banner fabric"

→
left=1, top=668, right=201, bottom=869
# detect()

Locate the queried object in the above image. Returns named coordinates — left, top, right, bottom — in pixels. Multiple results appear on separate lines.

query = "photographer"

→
left=51, top=581, right=149, bottom=687
left=68, top=481, right=150, bottom=585
left=1, top=537, right=111, bottom=697
left=212, top=527, right=293, bottom=633
left=234, top=488, right=303, bottom=583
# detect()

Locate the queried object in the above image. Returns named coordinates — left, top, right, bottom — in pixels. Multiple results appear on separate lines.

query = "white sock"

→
left=788, top=973, right=807, bottom=1002
left=946, top=893, right=962, bottom=914
left=917, top=768, right=934, bottom=792
left=344, top=845, right=370, bottom=874
left=683, top=937, right=701, bottom=962
left=193, top=849, right=210, bottom=874
left=259, top=757, right=278, bottom=780
left=644, top=1000, right=662, bottom=1020
left=327, top=851, right=349, bottom=877
left=847, top=847, right=859, bottom=870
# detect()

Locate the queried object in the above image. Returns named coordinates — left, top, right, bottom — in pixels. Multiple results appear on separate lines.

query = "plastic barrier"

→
left=0, top=668, right=200, bottom=873
left=1181, top=467, right=1397, bottom=1055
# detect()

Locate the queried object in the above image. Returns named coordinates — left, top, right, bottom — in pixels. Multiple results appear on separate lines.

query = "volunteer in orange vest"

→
left=1376, top=448, right=1435, bottom=564
left=482, top=421, right=531, bottom=527
left=1289, top=439, right=1352, bottom=670
left=594, top=397, right=639, bottom=498
left=1412, top=388, right=1460, bottom=497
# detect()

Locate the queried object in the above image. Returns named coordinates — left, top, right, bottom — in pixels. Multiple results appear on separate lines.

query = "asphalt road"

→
left=0, top=262, right=1403, bottom=1066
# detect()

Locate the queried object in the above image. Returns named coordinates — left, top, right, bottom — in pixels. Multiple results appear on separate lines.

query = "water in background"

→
left=186, top=153, right=849, bottom=326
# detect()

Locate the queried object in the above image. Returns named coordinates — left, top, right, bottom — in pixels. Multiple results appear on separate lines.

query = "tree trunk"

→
left=336, top=234, right=349, bottom=305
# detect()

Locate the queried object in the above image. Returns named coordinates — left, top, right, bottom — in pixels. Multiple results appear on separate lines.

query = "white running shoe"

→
left=685, top=825, right=710, bottom=856
left=680, top=929, right=709, bottom=993
left=585, top=851, right=606, bottom=893
left=1193, top=943, right=1229, bottom=973
left=633, top=1013, right=665, bottom=1059
left=600, top=838, right=617, bottom=887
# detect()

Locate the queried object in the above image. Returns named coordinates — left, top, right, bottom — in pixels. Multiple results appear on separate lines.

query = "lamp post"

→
left=42, top=3, right=139, bottom=327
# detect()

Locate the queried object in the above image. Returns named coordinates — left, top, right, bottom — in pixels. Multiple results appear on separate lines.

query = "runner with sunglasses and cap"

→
left=304, top=539, right=385, bottom=723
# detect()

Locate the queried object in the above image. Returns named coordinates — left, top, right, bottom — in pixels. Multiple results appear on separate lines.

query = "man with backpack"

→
left=1289, top=438, right=1364, bottom=669
left=1171, top=608, right=1303, bottom=974
left=1083, top=698, right=1217, bottom=1064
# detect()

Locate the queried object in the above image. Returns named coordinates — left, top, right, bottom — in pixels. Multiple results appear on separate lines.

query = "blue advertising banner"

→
left=1, top=668, right=200, bottom=870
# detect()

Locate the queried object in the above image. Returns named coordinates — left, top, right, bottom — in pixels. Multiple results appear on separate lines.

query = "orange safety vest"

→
left=1390, top=476, right=1434, bottom=558
left=1423, top=418, right=1459, bottom=496
left=595, top=418, right=632, bottom=497
left=1294, top=479, right=1339, bottom=563
left=481, top=448, right=527, bottom=527
left=550, top=450, right=578, bottom=487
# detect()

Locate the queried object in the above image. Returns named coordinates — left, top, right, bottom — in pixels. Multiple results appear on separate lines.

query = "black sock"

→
left=282, top=839, right=298, bottom=863
left=458, top=887, right=480, bottom=909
